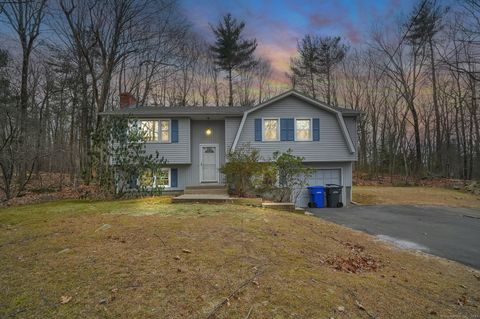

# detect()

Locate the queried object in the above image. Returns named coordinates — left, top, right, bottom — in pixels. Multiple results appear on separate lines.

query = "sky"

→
left=182, top=0, right=417, bottom=84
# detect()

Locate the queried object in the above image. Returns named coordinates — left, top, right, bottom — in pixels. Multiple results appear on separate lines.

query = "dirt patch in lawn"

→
left=353, top=186, right=480, bottom=209
left=1, top=198, right=479, bottom=318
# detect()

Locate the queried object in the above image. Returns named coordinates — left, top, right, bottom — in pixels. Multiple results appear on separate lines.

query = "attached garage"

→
left=293, top=163, right=352, bottom=208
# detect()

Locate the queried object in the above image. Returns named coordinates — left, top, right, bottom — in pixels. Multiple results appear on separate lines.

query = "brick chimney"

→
left=119, top=92, right=137, bottom=109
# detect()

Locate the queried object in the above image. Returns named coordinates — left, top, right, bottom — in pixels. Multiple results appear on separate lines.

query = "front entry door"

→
left=200, top=144, right=218, bottom=183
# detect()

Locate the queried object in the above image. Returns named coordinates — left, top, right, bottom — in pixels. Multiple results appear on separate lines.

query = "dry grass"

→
left=353, top=186, right=480, bottom=209
left=1, top=198, right=479, bottom=318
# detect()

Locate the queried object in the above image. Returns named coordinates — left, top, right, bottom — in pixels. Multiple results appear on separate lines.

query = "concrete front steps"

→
left=172, top=185, right=264, bottom=205
left=172, top=184, right=231, bottom=204
left=172, top=194, right=234, bottom=204
left=183, top=184, right=228, bottom=195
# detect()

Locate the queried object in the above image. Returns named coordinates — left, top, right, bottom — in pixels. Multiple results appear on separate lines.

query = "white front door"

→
left=200, top=144, right=219, bottom=183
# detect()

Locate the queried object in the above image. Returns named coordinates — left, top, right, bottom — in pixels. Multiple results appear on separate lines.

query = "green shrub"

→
left=220, top=144, right=262, bottom=197
left=222, top=146, right=312, bottom=202
left=271, top=149, right=313, bottom=202
left=91, top=116, right=166, bottom=197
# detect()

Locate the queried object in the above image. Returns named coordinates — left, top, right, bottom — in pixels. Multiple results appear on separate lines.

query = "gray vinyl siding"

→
left=225, top=117, right=242, bottom=154
left=236, top=96, right=357, bottom=162
left=184, top=120, right=226, bottom=186
left=143, top=118, right=191, bottom=164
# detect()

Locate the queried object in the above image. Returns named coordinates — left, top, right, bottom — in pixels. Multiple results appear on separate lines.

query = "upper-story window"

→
left=263, top=118, right=279, bottom=141
left=138, top=119, right=171, bottom=143
left=139, top=120, right=158, bottom=141
left=160, top=119, right=170, bottom=143
left=295, top=119, right=312, bottom=141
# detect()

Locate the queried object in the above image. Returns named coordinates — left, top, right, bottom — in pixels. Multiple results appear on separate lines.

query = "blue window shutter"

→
left=171, top=119, right=179, bottom=143
left=313, top=118, right=320, bottom=141
left=281, top=118, right=294, bottom=141
left=254, top=119, right=262, bottom=141
left=280, top=118, right=287, bottom=141
left=287, top=119, right=294, bottom=141
left=129, top=173, right=138, bottom=189
left=171, top=168, right=178, bottom=187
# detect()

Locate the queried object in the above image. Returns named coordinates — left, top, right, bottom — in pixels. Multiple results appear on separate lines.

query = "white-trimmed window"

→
left=160, top=119, right=170, bottom=143
left=139, top=120, right=158, bottom=141
left=295, top=118, right=312, bottom=141
left=263, top=118, right=279, bottom=141
left=138, top=168, right=171, bottom=189
left=156, top=168, right=171, bottom=187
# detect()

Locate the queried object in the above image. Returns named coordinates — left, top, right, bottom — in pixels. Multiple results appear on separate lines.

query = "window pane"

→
left=161, top=131, right=169, bottom=143
left=140, top=121, right=158, bottom=141
left=161, top=120, right=169, bottom=131
left=160, top=120, right=170, bottom=142
left=296, top=119, right=311, bottom=140
left=139, top=169, right=154, bottom=188
left=264, top=119, right=278, bottom=141
left=157, top=168, right=170, bottom=186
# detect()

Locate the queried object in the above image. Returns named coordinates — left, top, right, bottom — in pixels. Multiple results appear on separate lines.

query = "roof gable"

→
left=231, top=90, right=356, bottom=153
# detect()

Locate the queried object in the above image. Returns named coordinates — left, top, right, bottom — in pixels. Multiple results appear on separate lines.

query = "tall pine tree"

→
left=210, top=13, right=257, bottom=106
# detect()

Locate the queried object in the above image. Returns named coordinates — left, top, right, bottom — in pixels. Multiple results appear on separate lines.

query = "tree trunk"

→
left=409, top=101, right=422, bottom=172
left=429, top=39, right=441, bottom=172
left=228, top=68, right=233, bottom=106
left=17, top=50, right=30, bottom=187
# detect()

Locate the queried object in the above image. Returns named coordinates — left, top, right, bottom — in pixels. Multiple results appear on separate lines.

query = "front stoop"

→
left=172, top=186, right=263, bottom=206
left=184, top=185, right=228, bottom=195
left=172, top=194, right=234, bottom=204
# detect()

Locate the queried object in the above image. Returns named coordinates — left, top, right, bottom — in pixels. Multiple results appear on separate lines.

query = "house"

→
left=101, top=90, right=361, bottom=207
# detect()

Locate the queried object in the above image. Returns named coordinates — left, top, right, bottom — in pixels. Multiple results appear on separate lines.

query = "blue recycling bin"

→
left=307, top=186, right=326, bottom=208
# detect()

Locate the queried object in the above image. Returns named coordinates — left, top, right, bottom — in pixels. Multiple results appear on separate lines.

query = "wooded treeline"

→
left=0, top=0, right=277, bottom=199
left=290, top=0, right=480, bottom=181
left=0, top=0, right=479, bottom=200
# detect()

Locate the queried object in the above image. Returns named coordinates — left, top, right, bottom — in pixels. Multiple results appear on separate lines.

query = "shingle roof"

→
left=101, top=105, right=253, bottom=116
left=100, top=90, right=362, bottom=117
left=330, top=105, right=362, bottom=115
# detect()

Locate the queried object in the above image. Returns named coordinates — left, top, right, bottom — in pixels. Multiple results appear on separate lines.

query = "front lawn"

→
left=353, top=186, right=480, bottom=209
left=1, top=198, right=479, bottom=318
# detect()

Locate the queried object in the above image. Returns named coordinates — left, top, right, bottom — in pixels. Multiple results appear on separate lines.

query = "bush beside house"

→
left=92, top=116, right=167, bottom=197
left=221, top=145, right=312, bottom=202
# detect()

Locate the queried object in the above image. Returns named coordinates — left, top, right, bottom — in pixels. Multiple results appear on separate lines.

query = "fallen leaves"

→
left=325, top=253, right=381, bottom=273
left=59, top=295, right=72, bottom=304
left=457, top=294, right=467, bottom=306
left=322, top=241, right=381, bottom=273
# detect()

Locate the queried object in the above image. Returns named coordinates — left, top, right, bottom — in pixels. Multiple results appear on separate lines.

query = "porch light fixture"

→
left=205, top=128, right=212, bottom=136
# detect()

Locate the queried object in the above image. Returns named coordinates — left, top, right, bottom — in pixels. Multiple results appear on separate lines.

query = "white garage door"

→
left=294, top=169, right=341, bottom=208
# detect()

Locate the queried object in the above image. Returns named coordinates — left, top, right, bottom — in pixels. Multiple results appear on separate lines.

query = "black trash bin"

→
left=325, top=184, right=343, bottom=208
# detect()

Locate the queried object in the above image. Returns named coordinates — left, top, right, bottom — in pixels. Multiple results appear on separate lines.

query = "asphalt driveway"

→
left=308, top=205, right=480, bottom=269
